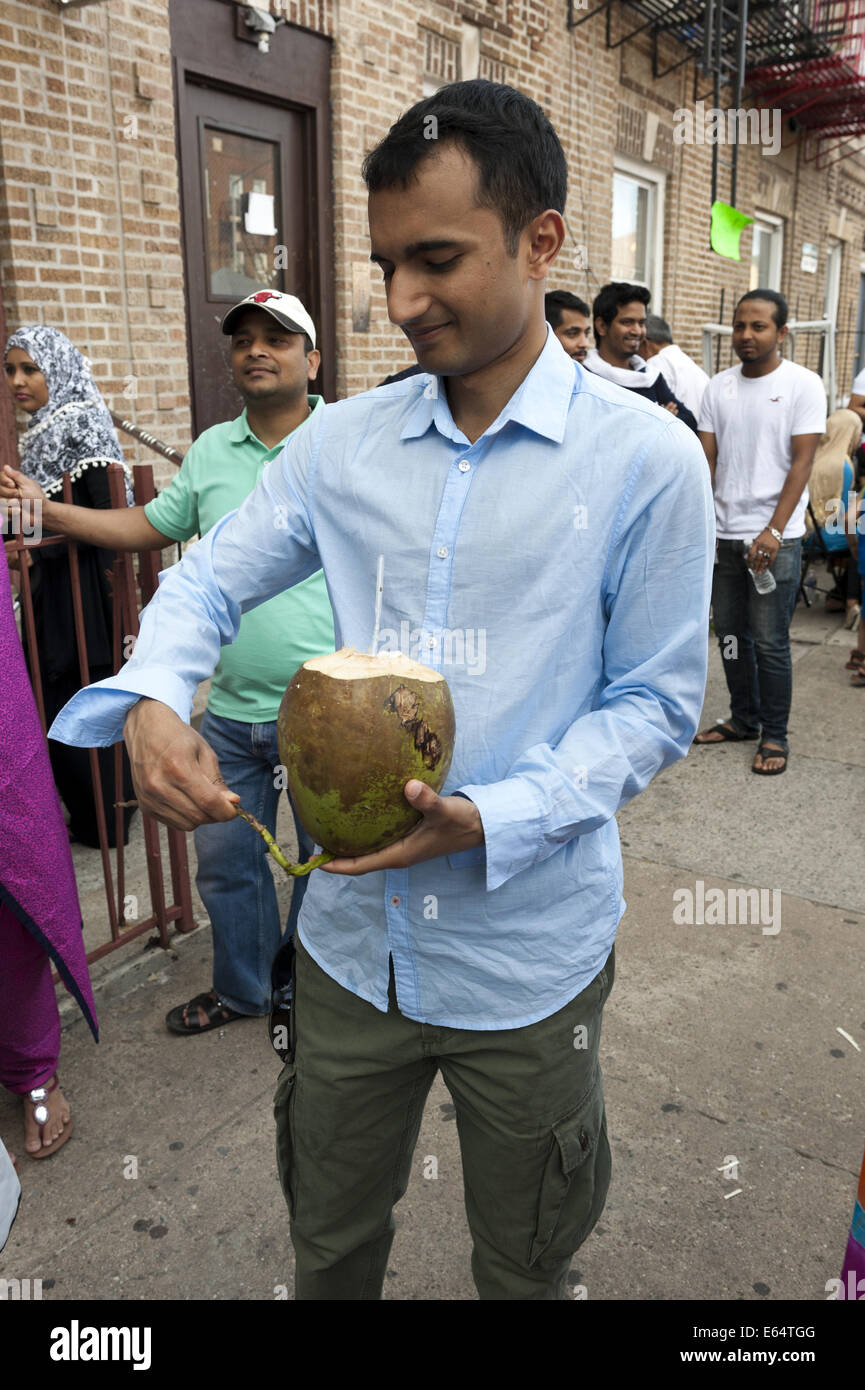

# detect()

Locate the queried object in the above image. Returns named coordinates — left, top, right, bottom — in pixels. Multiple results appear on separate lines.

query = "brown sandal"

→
left=25, top=1075, right=73, bottom=1159
left=845, top=649, right=865, bottom=670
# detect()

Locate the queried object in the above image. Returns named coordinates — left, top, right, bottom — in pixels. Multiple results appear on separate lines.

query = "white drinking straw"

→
left=369, top=554, right=384, bottom=655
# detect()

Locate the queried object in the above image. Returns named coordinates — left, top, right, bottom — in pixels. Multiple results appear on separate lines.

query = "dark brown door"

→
left=171, top=0, right=334, bottom=435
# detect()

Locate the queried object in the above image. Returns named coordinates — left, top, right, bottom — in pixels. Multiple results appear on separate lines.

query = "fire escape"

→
left=569, top=0, right=865, bottom=179
left=747, top=1, right=865, bottom=169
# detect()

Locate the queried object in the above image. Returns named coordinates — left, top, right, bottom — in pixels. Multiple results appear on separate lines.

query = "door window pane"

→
left=749, top=221, right=782, bottom=291
left=612, top=174, right=649, bottom=284
left=203, top=127, right=281, bottom=298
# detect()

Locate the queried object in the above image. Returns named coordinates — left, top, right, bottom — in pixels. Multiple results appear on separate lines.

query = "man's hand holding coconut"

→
left=127, top=641, right=481, bottom=872
left=124, top=691, right=482, bottom=870
left=319, top=780, right=484, bottom=875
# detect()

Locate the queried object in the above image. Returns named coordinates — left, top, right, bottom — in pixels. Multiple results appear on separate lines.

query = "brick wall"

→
left=2, top=0, right=863, bottom=457
left=0, top=0, right=191, bottom=482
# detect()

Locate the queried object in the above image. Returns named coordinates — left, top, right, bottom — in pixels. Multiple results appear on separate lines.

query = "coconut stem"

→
left=114, top=798, right=333, bottom=876
left=233, top=806, right=334, bottom=876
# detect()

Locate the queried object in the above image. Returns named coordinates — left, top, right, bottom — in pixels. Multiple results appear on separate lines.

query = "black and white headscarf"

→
left=5, top=325, right=133, bottom=504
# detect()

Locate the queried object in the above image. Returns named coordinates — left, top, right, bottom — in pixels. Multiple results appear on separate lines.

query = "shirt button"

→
left=458, top=460, right=471, bottom=472
left=391, top=895, right=400, bottom=907
left=437, top=546, right=449, bottom=558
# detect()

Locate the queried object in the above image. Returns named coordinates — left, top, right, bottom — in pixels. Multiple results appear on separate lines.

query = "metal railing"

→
left=7, top=462, right=196, bottom=964
left=109, top=411, right=185, bottom=468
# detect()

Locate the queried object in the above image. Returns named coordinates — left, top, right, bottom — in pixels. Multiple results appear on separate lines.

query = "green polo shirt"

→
left=144, top=397, right=334, bottom=723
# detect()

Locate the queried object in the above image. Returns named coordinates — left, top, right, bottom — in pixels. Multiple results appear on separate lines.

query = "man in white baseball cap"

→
left=221, top=290, right=317, bottom=347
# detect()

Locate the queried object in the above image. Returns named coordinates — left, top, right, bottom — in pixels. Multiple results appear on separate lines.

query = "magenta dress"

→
left=0, top=554, right=97, bottom=1092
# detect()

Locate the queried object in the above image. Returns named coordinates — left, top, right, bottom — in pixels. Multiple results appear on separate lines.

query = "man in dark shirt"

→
left=582, top=282, right=698, bottom=431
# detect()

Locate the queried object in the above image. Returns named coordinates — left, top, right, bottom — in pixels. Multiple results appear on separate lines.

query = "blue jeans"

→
left=711, top=538, right=802, bottom=749
left=194, top=711, right=314, bottom=1016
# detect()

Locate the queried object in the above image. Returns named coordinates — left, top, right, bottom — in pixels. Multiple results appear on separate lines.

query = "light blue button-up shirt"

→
left=49, top=328, right=715, bottom=1029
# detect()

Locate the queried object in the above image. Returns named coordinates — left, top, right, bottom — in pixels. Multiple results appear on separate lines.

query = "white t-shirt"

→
left=851, top=367, right=865, bottom=396
left=656, top=343, right=710, bottom=419
left=698, top=358, right=827, bottom=539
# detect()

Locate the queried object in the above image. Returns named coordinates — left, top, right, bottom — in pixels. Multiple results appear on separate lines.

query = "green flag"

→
left=710, top=202, right=754, bottom=260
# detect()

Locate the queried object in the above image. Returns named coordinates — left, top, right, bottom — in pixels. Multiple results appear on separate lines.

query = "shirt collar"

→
left=400, top=325, right=577, bottom=446
left=228, top=397, right=323, bottom=449
left=227, top=407, right=256, bottom=445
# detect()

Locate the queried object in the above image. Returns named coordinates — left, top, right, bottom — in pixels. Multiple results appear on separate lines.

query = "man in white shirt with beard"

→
left=693, top=289, right=826, bottom=775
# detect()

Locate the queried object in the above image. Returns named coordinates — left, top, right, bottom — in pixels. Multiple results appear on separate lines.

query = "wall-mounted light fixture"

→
left=238, top=6, right=285, bottom=55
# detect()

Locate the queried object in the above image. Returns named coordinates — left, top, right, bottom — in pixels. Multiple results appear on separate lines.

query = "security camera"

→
left=243, top=6, right=277, bottom=53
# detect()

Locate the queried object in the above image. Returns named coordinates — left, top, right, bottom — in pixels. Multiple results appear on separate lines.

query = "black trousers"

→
left=42, top=664, right=137, bottom=849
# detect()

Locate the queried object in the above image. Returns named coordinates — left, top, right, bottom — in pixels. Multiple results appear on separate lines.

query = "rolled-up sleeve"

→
left=459, top=420, right=715, bottom=891
left=48, top=413, right=325, bottom=747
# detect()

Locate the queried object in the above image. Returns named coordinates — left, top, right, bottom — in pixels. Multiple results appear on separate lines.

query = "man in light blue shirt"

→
left=50, top=80, right=714, bottom=1300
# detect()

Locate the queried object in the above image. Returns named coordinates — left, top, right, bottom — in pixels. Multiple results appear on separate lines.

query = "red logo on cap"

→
left=251, top=291, right=280, bottom=304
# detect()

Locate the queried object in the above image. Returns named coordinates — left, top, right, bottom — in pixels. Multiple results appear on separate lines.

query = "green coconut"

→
left=276, top=645, right=456, bottom=857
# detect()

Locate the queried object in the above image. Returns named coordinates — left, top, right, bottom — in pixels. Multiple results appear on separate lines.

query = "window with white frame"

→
left=611, top=157, right=665, bottom=310
left=749, top=213, right=784, bottom=291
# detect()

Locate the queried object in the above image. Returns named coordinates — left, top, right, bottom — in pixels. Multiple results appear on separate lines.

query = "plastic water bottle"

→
left=748, top=550, right=776, bottom=594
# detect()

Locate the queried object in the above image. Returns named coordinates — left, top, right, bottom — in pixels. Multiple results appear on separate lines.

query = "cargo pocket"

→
left=274, top=1059, right=298, bottom=1221
left=528, top=1075, right=611, bottom=1268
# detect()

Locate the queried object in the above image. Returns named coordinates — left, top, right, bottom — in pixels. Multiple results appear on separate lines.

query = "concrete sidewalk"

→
left=1, top=583, right=862, bottom=1300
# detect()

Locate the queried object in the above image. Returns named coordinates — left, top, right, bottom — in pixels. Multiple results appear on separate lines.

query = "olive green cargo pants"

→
left=274, top=936, right=614, bottom=1300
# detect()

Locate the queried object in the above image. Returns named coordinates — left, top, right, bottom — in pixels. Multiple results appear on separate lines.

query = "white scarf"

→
left=583, top=348, right=662, bottom=390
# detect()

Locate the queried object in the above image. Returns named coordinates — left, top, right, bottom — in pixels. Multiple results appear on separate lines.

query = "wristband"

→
left=766, top=527, right=782, bottom=544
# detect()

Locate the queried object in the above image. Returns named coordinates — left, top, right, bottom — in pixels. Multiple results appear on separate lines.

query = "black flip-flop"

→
left=752, top=743, right=788, bottom=776
left=165, top=991, right=249, bottom=1035
left=693, top=721, right=759, bottom=746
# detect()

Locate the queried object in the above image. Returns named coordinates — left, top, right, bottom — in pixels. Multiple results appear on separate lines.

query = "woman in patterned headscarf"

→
left=3, top=326, right=136, bottom=847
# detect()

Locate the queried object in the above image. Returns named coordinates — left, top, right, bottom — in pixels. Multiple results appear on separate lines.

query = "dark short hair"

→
left=645, top=314, right=673, bottom=344
left=735, top=289, right=788, bottom=329
left=545, top=290, right=591, bottom=329
left=362, top=79, right=567, bottom=256
left=592, top=282, right=651, bottom=329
